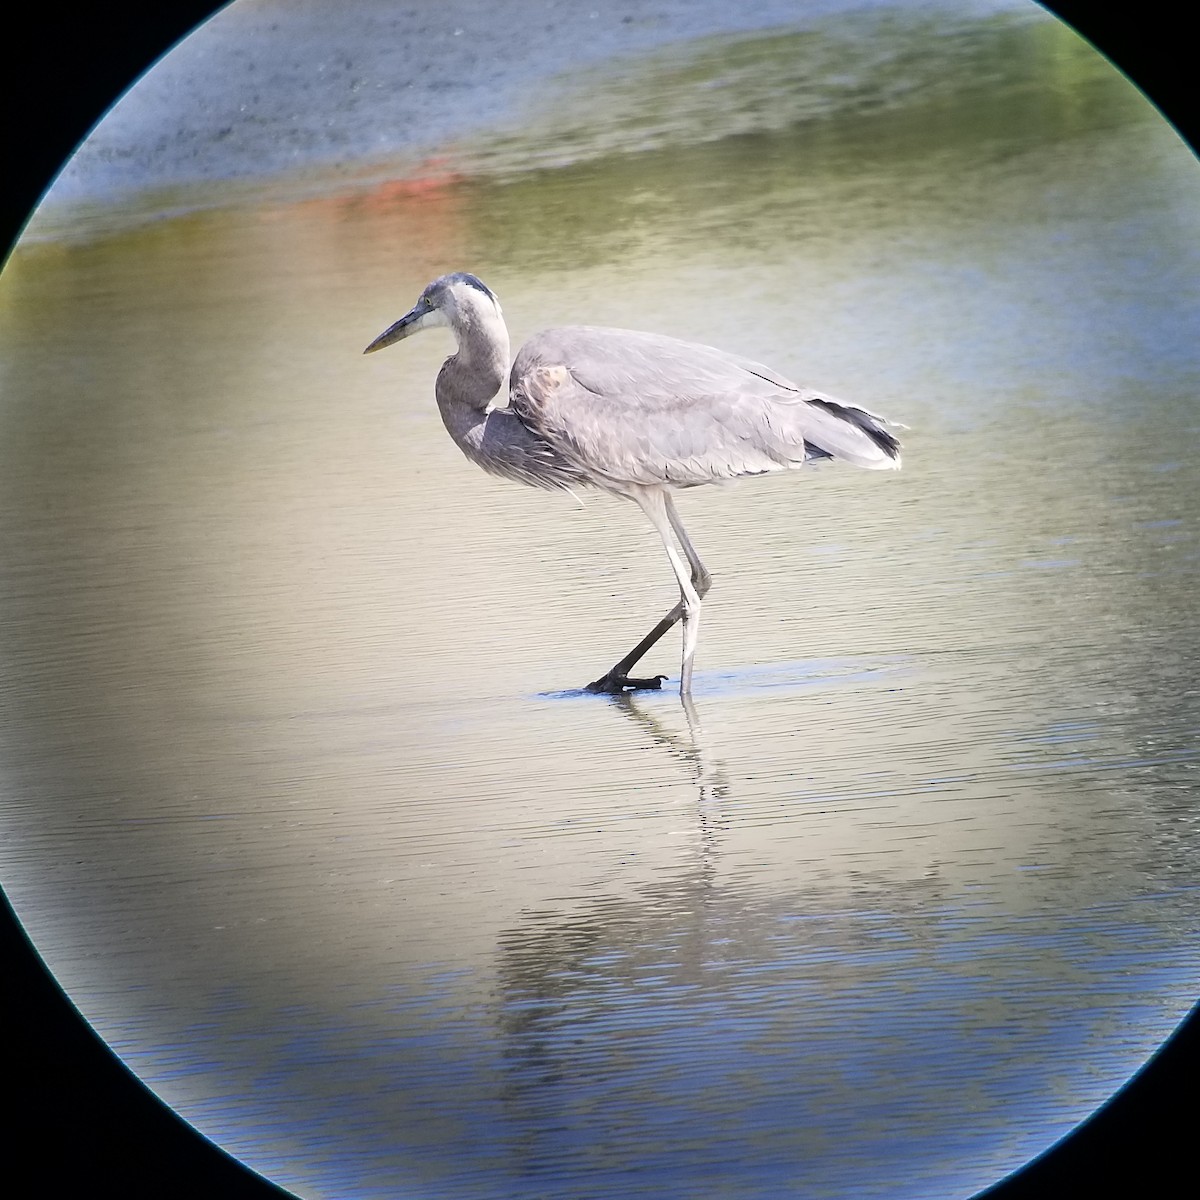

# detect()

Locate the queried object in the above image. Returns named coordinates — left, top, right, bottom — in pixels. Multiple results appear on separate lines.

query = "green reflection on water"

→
left=457, top=10, right=1157, bottom=268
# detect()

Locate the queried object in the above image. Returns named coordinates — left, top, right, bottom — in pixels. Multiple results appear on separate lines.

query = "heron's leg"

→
left=585, top=601, right=683, bottom=692
left=665, top=493, right=712, bottom=601
left=627, top=489, right=703, bottom=695
left=585, top=493, right=711, bottom=694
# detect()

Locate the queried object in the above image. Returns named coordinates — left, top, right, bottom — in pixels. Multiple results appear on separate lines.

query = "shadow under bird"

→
left=364, top=272, right=901, bottom=696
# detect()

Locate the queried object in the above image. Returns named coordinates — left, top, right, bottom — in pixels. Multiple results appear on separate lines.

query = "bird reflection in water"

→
left=491, top=691, right=735, bottom=1125
left=610, top=690, right=729, bottom=817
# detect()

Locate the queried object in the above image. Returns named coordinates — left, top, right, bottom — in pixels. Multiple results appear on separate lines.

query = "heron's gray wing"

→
left=510, top=326, right=899, bottom=488
left=454, top=406, right=588, bottom=491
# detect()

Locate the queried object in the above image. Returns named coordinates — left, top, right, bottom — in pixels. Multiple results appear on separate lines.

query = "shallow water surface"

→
left=2, top=6, right=1200, bottom=1199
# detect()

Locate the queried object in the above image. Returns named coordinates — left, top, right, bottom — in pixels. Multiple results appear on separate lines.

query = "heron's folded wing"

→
left=511, top=326, right=898, bottom=486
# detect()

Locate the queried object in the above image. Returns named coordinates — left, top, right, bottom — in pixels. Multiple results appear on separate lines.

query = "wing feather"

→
left=509, top=326, right=899, bottom=489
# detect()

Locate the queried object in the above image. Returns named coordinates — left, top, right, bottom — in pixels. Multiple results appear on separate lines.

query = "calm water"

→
left=3, top=6, right=1200, bottom=1199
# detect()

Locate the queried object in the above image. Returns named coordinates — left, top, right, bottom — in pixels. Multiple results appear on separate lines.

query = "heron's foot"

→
left=584, top=672, right=668, bottom=694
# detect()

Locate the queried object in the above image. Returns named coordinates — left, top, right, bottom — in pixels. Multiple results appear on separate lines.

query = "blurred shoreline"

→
left=32, top=0, right=1030, bottom=235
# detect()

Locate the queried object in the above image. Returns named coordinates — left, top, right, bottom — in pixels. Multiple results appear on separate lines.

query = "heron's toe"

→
left=584, top=673, right=667, bottom=694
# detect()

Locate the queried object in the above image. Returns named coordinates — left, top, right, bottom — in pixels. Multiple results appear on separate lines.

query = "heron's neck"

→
left=439, top=312, right=511, bottom=412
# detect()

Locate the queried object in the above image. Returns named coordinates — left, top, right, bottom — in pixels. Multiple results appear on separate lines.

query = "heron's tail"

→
left=800, top=396, right=902, bottom=470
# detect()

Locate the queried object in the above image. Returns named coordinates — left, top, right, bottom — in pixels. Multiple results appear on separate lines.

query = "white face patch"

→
left=414, top=305, right=451, bottom=332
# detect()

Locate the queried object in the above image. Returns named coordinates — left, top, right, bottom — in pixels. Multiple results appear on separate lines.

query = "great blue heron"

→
left=364, top=272, right=901, bottom=696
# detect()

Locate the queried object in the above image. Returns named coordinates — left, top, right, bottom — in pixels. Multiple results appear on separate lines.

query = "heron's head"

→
left=363, top=272, right=502, bottom=354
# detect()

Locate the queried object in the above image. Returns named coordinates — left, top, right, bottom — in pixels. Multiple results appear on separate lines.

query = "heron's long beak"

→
left=363, top=304, right=425, bottom=354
